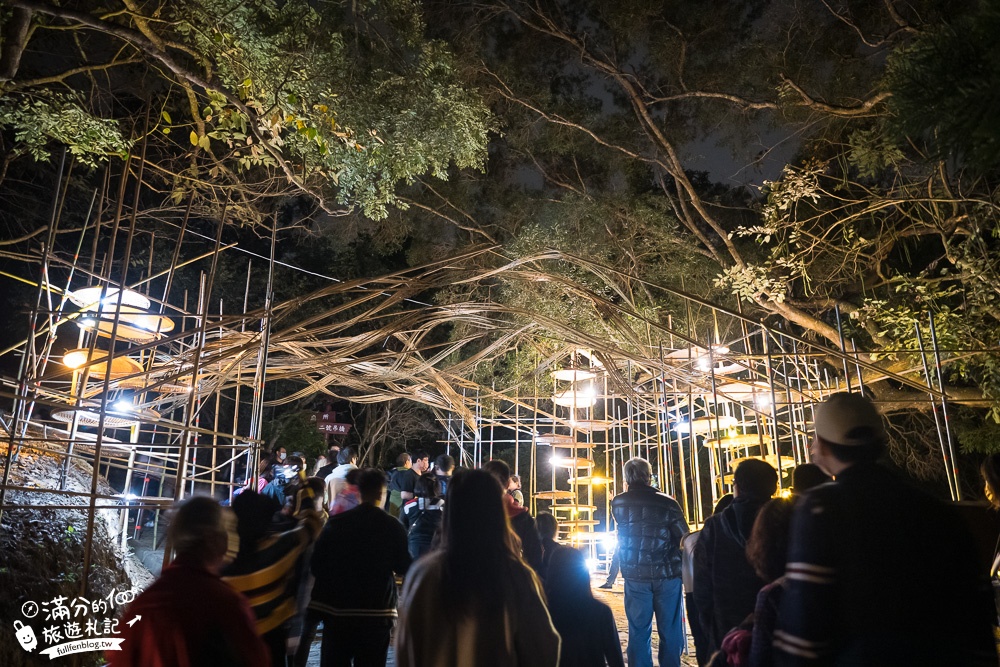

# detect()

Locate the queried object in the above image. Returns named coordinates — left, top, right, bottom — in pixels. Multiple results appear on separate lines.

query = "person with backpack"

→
left=400, top=475, right=445, bottom=559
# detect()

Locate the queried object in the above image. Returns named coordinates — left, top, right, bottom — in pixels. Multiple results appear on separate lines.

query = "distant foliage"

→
left=887, top=3, right=1000, bottom=174
left=0, top=92, right=132, bottom=167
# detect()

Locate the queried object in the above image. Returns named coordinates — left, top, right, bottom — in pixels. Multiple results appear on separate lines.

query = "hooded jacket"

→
left=611, top=484, right=689, bottom=581
left=692, top=495, right=768, bottom=655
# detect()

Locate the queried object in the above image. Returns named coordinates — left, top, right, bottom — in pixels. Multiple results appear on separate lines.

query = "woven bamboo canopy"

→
left=0, top=214, right=988, bottom=582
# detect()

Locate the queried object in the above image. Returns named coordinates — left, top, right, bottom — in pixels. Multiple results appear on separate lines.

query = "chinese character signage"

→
left=317, top=422, right=351, bottom=435
left=314, top=411, right=351, bottom=435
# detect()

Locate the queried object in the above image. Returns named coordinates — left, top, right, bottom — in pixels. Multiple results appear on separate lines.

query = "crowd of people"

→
left=108, top=392, right=999, bottom=667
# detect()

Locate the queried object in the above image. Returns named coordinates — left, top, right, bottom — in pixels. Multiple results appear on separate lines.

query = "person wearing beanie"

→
left=693, top=458, right=778, bottom=658
left=774, top=392, right=995, bottom=666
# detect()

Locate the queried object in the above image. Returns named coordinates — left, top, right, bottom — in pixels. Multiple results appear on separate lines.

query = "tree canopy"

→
left=0, top=0, right=493, bottom=225
left=3, top=0, right=1000, bottom=471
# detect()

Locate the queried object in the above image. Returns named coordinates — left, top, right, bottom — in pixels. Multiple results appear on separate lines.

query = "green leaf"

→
left=161, top=110, right=172, bottom=124
left=189, top=131, right=199, bottom=146
left=198, top=134, right=211, bottom=151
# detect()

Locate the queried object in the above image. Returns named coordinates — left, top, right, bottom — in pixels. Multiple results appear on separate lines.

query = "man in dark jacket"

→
left=386, top=452, right=417, bottom=517
left=693, top=457, right=777, bottom=657
left=775, top=392, right=995, bottom=666
left=309, top=468, right=412, bottom=667
left=611, top=457, right=689, bottom=667
left=484, top=459, right=544, bottom=573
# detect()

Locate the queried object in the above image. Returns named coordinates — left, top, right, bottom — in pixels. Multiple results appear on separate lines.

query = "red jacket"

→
left=108, top=557, right=269, bottom=667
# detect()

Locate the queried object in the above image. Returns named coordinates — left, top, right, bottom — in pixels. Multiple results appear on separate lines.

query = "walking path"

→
left=304, top=575, right=699, bottom=666
left=594, top=577, right=699, bottom=666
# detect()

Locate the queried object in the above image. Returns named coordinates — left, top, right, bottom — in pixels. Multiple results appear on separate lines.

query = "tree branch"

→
left=8, top=56, right=143, bottom=90
left=779, top=74, right=891, bottom=117
left=8, top=0, right=347, bottom=216
left=0, top=7, right=33, bottom=83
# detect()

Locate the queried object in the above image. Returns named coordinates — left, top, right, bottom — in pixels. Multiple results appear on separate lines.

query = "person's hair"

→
left=257, top=455, right=275, bottom=481
left=821, top=438, right=886, bottom=464
left=792, top=463, right=829, bottom=494
left=327, top=446, right=341, bottom=461
left=414, top=474, right=440, bottom=499
left=536, top=511, right=558, bottom=541
left=733, top=459, right=778, bottom=500
left=167, top=496, right=231, bottom=564
left=434, top=454, right=455, bottom=474
left=287, top=455, right=305, bottom=471
left=983, top=454, right=1000, bottom=509
left=396, top=451, right=411, bottom=467
left=412, top=450, right=429, bottom=465
left=441, top=469, right=521, bottom=620
left=623, top=457, right=652, bottom=487
left=273, top=446, right=286, bottom=456
left=713, top=493, right=734, bottom=515
left=510, top=474, right=521, bottom=485
left=483, top=459, right=512, bottom=488
left=337, top=446, right=357, bottom=466
left=356, top=467, right=387, bottom=503
left=230, top=491, right=279, bottom=562
left=746, top=497, right=796, bottom=582
left=544, top=546, right=594, bottom=622
left=344, top=467, right=362, bottom=486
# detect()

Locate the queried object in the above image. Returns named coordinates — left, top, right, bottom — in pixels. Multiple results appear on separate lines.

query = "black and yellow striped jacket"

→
left=222, top=509, right=325, bottom=634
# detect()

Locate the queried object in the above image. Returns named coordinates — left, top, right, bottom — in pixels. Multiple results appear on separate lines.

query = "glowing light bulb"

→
left=62, top=350, right=89, bottom=369
left=113, top=400, right=133, bottom=413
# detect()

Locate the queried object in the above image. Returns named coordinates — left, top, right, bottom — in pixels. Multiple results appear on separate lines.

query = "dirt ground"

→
left=592, top=576, right=700, bottom=666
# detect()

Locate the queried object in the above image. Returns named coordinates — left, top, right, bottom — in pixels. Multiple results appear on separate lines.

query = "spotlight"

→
left=602, top=533, right=617, bottom=550
left=79, top=317, right=96, bottom=328
left=113, top=400, right=133, bottom=413
left=62, top=350, right=89, bottom=369
left=585, top=558, right=598, bottom=572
